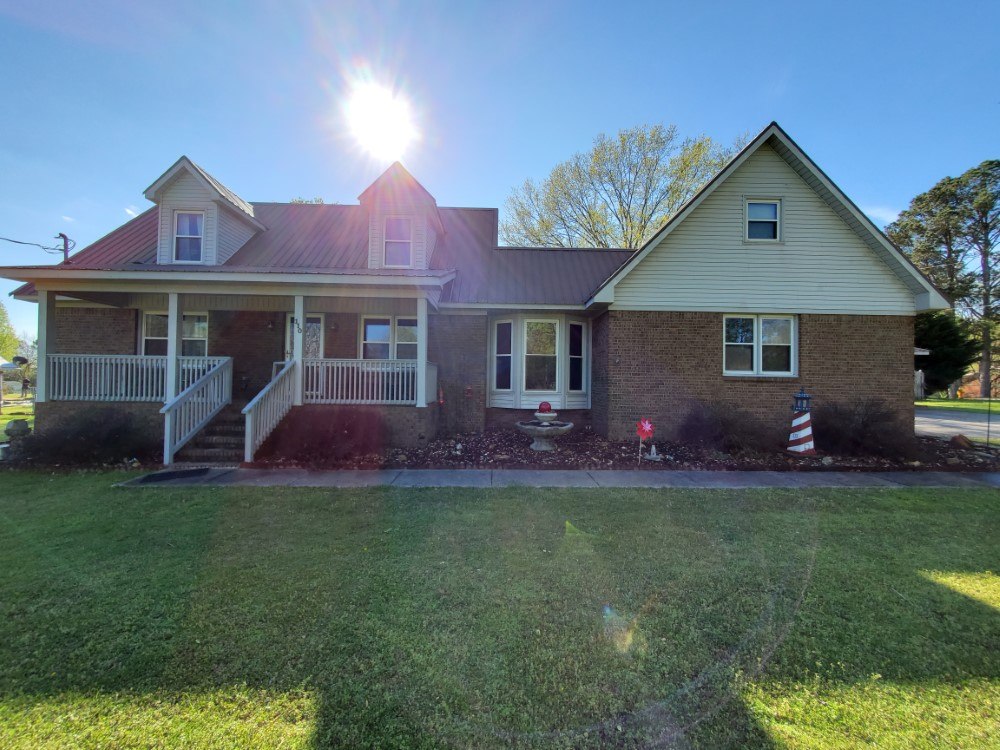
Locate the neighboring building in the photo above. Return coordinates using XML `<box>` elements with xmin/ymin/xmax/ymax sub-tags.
<box><xmin>0</xmin><ymin>122</ymin><xmax>948</xmax><ymax>463</ymax></box>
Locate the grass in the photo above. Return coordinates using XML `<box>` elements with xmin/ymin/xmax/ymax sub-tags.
<box><xmin>916</xmin><ymin>398</ymin><xmax>1000</xmax><ymax>414</ymax></box>
<box><xmin>0</xmin><ymin>402</ymin><xmax>34</xmax><ymax>438</ymax></box>
<box><xmin>0</xmin><ymin>473</ymin><xmax>997</xmax><ymax>749</ymax></box>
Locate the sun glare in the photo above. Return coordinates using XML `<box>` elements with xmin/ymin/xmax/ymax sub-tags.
<box><xmin>344</xmin><ymin>81</ymin><xmax>419</xmax><ymax>163</ymax></box>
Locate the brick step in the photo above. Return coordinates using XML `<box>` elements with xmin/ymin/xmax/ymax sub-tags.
<box><xmin>191</xmin><ymin>434</ymin><xmax>243</xmax><ymax>447</ymax></box>
<box><xmin>174</xmin><ymin>446</ymin><xmax>243</xmax><ymax>463</ymax></box>
<box><xmin>203</xmin><ymin>422</ymin><xmax>244</xmax><ymax>436</ymax></box>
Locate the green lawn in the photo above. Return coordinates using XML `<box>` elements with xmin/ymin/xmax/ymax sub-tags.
<box><xmin>0</xmin><ymin>402</ymin><xmax>34</xmax><ymax>438</ymax></box>
<box><xmin>916</xmin><ymin>398</ymin><xmax>1000</xmax><ymax>414</ymax></box>
<box><xmin>0</xmin><ymin>473</ymin><xmax>997</xmax><ymax>749</ymax></box>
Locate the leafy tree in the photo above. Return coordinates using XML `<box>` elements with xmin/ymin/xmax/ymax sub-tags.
<box><xmin>888</xmin><ymin>159</ymin><xmax>999</xmax><ymax>397</ymax></box>
<box><xmin>290</xmin><ymin>197</ymin><xmax>325</xmax><ymax>204</ymax></box>
<box><xmin>886</xmin><ymin>178</ymin><xmax>975</xmax><ymax>302</ymax></box>
<box><xmin>501</xmin><ymin>124</ymin><xmax>743</xmax><ymax>249</ymax></box>
<box><xmin>0</xmin><ymin>302</ymin><xmax>18</xmax><ymax>361</ymax></box>
<box><xmin>16</xmin><ymin>334</ymin><xmax>37</xmax><ymax>382</ymax></box>
<box><xmin>958</xmin><ymin>160</ymin><xmax>999</xmax><ymax>396</ymax></box>
<box><xmin>914</xmin><ymin>312</ymin><xmax>980</xmax><ymax>394</ymax></box>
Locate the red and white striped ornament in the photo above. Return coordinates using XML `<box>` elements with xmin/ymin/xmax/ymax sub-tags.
<box><xmin>787</xmin><ymin>411</ymin><xmax>816</xmax><ymax>455</ymax></box>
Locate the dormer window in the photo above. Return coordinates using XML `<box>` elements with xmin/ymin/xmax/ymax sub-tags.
<box><xmin>174</xmin><ymin>211</ymin><xmax>204</xmax><ymax>262</ymax></box>
<box><xmin>384</xmin><ymin>217</ymin><xmax>412</xmax><ymax>267</ymax></box>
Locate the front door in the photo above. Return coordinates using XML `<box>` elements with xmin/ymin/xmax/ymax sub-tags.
<box><xmin>284</xmin><ymin>314</ymin><xmax>325</xmax><ymax>360</ymax></box>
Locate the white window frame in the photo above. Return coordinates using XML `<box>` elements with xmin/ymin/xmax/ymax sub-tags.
<box><xmin>567</xmin><ymin>321</ymin><xmax>586</xmax><ymax>393</ymax></box>
<box><xmin>383</xmin><ymin>216</ymin><xmax>413</xmax><ymax>269</ymax></box>
<box><xmin>523</xmin><ymin>318</ymin><xmax>560</xmax><ymax>394</ymax></box>
<box><xmin>173</xmin><ymin>210</ymin><xmax>206</xmax><ymax>263</ymax></box>
<box><xmin>358</xmin><ymin>316</ymin><xmax>418</xmax><ymax>360</ymax></box>
<box><xmin>723</xmin><ymin>314</ymin><xmax>797</xmax><ymax>377</ymax></box>
<box><xmin>744</xmin><ymin>198</ymin><xmax>781</xmax><ymax>243</ymax></box>
<box><xmin>394</xmin><ymin>317</ymin><xmax>418</xmax><ymax>360</ymax></box>
<box><xmin>141</xmin><ymin>311</ymin><xmax>209</xmax><ymax>357</ymax></box>
<box><xmin>493</xmin><ymin>319</ymin><xmax>513</xmax><ymax>392</ymax></box>
<box><xmin>284</xmin><ymin>313</ymin><xmax>326</xmax><ymax>360</ymax></box>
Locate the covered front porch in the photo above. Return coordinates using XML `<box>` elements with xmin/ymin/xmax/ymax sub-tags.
<box><xmin>34</xmin><ymin>287</ymin><xmax>440</xmax><ymax>464</ymax></box>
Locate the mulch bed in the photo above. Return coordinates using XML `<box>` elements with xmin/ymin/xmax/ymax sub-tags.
<box><xmin>253</xmin><ymin>424</ymin><xmax>1000</xmax><ymax>472</ymax></box>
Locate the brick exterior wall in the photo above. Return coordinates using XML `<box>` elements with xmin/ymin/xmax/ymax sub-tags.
<box><xmin>325</xmin><ymin>313</ymin><xmax>358</xmax><ymax>358</ymax></box>
<box><xmin>207</xmin><ymin>311</ymin><xmax>285</xmax><ymax>397</ymax></box>
<box><xmin>267</xmin><ymin>404</ymin><xmax>439</xmax><ymax>451</ymax></box>
<box><xmin>593</xmin><ymin>310</ymin><xmax>914</xmax><ymax>441</ymax></box>
<box><xmin>34</xmin><ymin>401</ymin><xmax>163</xmax><ymax>444</ymax></box>
<box><xmin>54</xmin><ymin>307</ymin><xmax>138</xmax><ymax>354</ymax></box>
<box><xmin>428</xmin><ymin>314</ymin><xmax>487</xmax><ymax>435</ymax></box>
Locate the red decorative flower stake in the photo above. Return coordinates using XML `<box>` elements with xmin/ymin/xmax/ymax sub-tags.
<box><xmin>636</xmin><ymin>418</ymin><xmax>654</xmax><ymax>464</ymax></box>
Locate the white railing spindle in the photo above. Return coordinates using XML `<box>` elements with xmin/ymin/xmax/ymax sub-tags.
<box><xmin>160</xmin><ymin>358</ymin><xmax>233</xmax><ymax>465</ymax></box>
<box><xmin>300</xmin><ymin>359</ymin><xmax>430</xmax><ymax>405</ymax></box>
<box><xmin>242</xmin><ymin>360</ymin><xmax>297</xmax><ymax>462</ymax></box>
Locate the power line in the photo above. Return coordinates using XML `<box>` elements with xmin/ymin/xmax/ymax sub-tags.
<box><xmin>0</xmin><ymin>234</ymin><xmax>76</xmax><ymax>257</ymax></box>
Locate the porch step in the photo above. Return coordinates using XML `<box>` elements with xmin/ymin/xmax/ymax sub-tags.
<box><xmin>174</xmin><ymin>402</ymin><xmax>247</xmax><ymax>465</ymax></box>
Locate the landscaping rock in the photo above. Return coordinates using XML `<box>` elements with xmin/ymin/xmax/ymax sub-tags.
<box><xmin>4</xmin><ymin>419</ymin><xmax>30</xmax><ymax>439</ymax></box>
<box><xmin>949</xmin><ymin>434</ymin><xmax>975</xmax><ymax>449</ymax></box>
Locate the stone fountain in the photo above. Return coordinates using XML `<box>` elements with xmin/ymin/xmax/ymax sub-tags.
<box><xmin>516</xmin><ymin>402</ymin><xmax>574</xmax><ymax>451</ymax></box>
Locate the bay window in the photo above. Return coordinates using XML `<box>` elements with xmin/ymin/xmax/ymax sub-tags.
<box><xmin>489</xmin><ymin>315</ymin><xmax>589</xmax><ymax>407</ymax></box>
<box><xmin>723</xmin><ymin>314</ymin><xmax>796</xmax><ymax>376</ymax></box>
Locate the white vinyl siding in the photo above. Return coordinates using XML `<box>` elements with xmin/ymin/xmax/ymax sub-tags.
<box><xmin>613</xmin><ymin>145</ymin><xmax>915</xmax><ymax>315</ymax></box>
<box><xmin>217</xmin><ymin>207</ymin><xmax>257</xmax><ymax>264</ymax></box>
<box><xmin>156</xmin><ymin>172</ymin><xmax>218</xmax><ymax>265</ymax></box>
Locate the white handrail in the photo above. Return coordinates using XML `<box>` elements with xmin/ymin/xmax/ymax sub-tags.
<box><xmin>160</xmin><ymin>357</ymin><xmax>233</xmax><ymax>465</ymax></box>
<box><xmin>47</xmin><ymin>355</ymin><xmax>228</xmax><ymax>402</ymax></box>
<box><xmin>242</xmin><ymin>360</ymin><xmax>297</xmax><ymax>463</ymax></box>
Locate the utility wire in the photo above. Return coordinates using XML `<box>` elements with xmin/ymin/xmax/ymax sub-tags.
<box><xmin>0</xmin><ymin>235</ymin><xmax>75</xmax><ymax>256</ymax></box>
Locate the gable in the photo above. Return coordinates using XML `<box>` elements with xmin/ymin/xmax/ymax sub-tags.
<box><xmin>612</xmin><ymin>144</ymin><xmax>916</xmax><ymax>315</ymax></box>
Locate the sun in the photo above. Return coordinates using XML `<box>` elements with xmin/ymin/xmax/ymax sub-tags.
<box><xmin>344</xmin><ymin>81</ymin><xmax>419</xmax><ymax>163</ymax></box>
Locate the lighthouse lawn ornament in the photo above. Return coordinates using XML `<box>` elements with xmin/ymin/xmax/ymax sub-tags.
<box><xmin>787</xmin><ymin>389</ymin><xmax>816</xmax><ymax>455</ymax></box>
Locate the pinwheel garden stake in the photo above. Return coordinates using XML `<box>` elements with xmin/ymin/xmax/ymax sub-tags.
<box><xmin>636</xmin><ymin>418</ymin><xmax>654</xmax><ymax>465</ymax></box>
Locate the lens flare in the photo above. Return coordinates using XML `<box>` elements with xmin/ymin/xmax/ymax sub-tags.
<box><xmin>343</xmin><ymin>80</ymin><xmax>419</xmax><ymax>163</ymax></box>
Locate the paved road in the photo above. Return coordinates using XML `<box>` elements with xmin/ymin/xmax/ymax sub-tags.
<box><xmin>915</xmin><ymin>407</ymin><xmax>996</xmax><ymax>441</ymax></box>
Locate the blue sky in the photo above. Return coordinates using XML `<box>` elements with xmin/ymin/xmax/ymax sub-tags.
<box><xmin>1</xmin><ymin>0</ymin><xmax>997</xmax><ymax>337</ymax></box>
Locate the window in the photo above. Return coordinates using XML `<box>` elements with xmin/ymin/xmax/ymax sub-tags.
<box><xmin>174</xmin><ymin>211</ymin><xmax>204</xmax><ymax>262</ymax></box>
<box><xmin>384</xmin><ymin>217</ymin><xmax>412</xmax><ymax>267</ymax></box>
<box><xmin>395</xmin><ymin>318</ymin><xmax>418</xmax><ymax>360</ymax></box>
<box><xmin>524</xmin><ymin>320</ymin><xmax>557</xmax><ymax>391</ymax></box>
<box><xmin>362</xmin><ymin>317</ymin><xmax>392</xmax><ymax>359</ymax></box>
<box><xmin>143</xmin><ymin>313</ymin><xmax>208</xmax><ymax>356</ymax></box>
<box><xmin>723</xmin><ymin>315</ymin><xmax>795</xmax><ymax>376</ymax></box>
<box><xmin>568</xmin><ymin>322</ymin><xmax>584</xmax><ymax>391</ymax></box>
<box><xmin>746</xmin><ymin>200</ymin><xmax>780</xmax><ymax>241</ymax></box>
<box><xmin>494</xmin><ymin>321</ymin><xmax>512</xmax><ymax>390</ymax></box>
<box><xmin>360</xmin><ymin>316</ymin><xmax>418</xmax><ymax>360</ymax></box>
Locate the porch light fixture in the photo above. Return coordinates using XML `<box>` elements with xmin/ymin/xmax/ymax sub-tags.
<box><xmin>266</xmin><ymin>320</ymin><xmax>275</xmax><ymax>332</ymax></box>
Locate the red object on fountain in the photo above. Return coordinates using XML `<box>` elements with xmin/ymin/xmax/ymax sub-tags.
<box><xmin>539</xmin><ymin>401</ymin><xmax>552</xmax><ymax>412</ymax></box>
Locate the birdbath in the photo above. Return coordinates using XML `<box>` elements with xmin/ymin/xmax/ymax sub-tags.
<box><xmin>516</xmin><ymin>401</ymin><xmax>574</xmax><ymax>451</ymax></box>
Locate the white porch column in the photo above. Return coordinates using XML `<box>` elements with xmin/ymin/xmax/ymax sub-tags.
<box><xmin>165</xmin><ymin>292</ymin><xmax>183</xmax><ymax>401</ymax></box>
<box><xmin>292</xmin><ymin>294</ymin><xmax>305</xmax><ymax>405</ymax></box>
<box><xmin>35</xmin><ymin>289</ymin><xmax>57</xmax><ymax>403</ymax></box>
<box><xmin>416</xmin><ymin>296</ymin><xmax>428</xmax><ymax>407</ymax></box>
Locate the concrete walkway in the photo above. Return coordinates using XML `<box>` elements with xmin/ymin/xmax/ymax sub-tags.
<box><xmin>124</xmin><ymin>467</ymin><xmax>1000</xmax><ymax>489</ymax></box>
<box><xmin>916</xmin><ymin>406</ymin><xmax>996</xmax><ymax>442</ymax></box>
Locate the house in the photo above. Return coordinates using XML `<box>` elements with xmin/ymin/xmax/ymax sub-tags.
<box><xmin>0</xmin><ymin>122</ymin><xmax>949</xmax><ymax>464</ymax></box>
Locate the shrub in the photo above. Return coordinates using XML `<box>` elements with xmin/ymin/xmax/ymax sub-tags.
<box><xmin>677</xmin><ymin>400</ymin><xmax>783</xmax><ymax>453</ymax></box>
<box><xmin>812</xmin><ymin>398</ymin><xmax>915</xmax><ymax>458</ymax></box>
<box><xmin>12</xmin><ymin>407</ymin><xmax>160</xmax><ymax>465</ymax></box>
<box><xmin>260</xmin><ymin>406</ymin><xmax>389</xmax><ymax>464</ymax></box>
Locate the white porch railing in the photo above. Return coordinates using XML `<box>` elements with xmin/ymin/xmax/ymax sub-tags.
<box><xmin>242</xmin><ymin>360</ymin><xmax>297</xmax><ymax>462</ymax></box>
<box><xmin>160</xmin><ymin>357</ymin><xmax>233</xmax><ymax>465</ymax></box>
<box><xmin>47</xmin><ymin>354</ymin><xmax>228</xmax><ymax>402</ymax></box>
<box><xmin>302</xmin><ymin>359</ymin><xmax>427</xmax><ymax>405</ymax></box>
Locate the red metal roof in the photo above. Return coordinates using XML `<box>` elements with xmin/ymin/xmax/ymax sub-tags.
<box><xmin>11</xmin><ymin>202</ymin><xmax>634</xmax><ymax>305</ymax></box>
